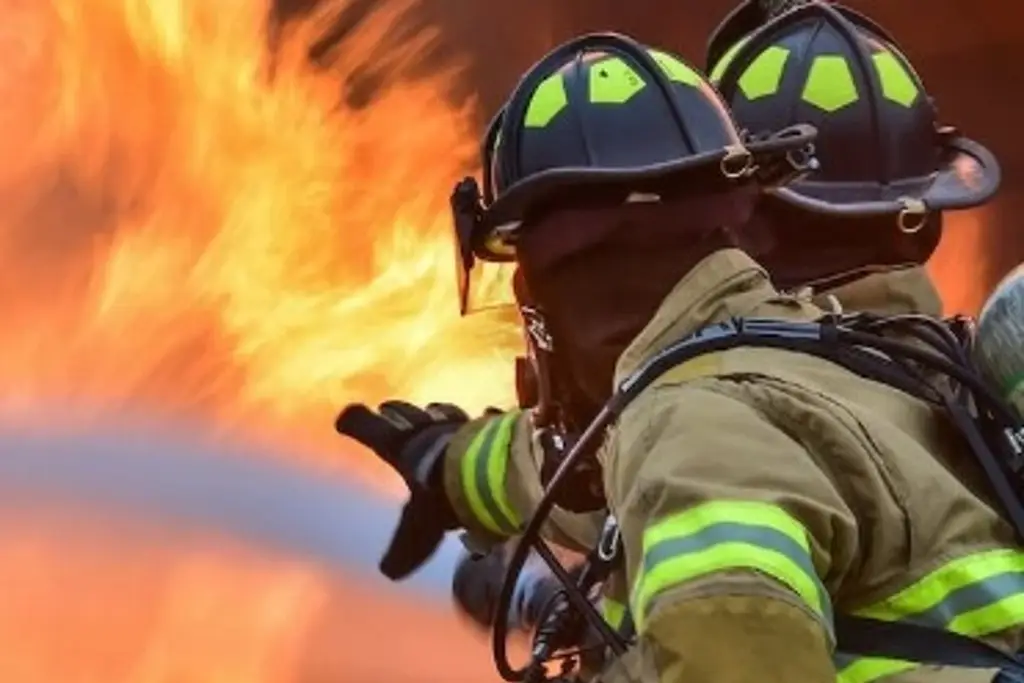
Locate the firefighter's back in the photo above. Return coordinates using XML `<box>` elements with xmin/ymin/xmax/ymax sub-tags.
<box><xmin>710</xmin><ymin>344</ymin><xmax>1024</xmax><ymax>682</ymax></box>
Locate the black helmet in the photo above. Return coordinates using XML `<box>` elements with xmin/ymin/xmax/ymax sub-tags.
<box><xmin>706</xmin><ymin>2</ymin><xmax>1000</xmax><ymax>230</ymax></box>
<box><xmin>706</xmin><ymin>0</ymin><xmax>819</xmax><ymax>75</ymax></box>
<box><xmin>450</xmin><ymin>32</ymin><xmax>817</xmax><ymax>313</ymax></box>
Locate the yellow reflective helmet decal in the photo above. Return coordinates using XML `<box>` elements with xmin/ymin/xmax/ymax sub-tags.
<box><xmin>801</xmin><ymin>55</ymin><xmax>858</xmax><ymax>112</ymax></box>
<box><xmin>649</xmin><ymin>49</ymin><xmax>701</xmax><ymax>86</ymax></box>
<box><xmin>737</xmin><ymin>45</ymin><xmax>791</xmax><ymax>100</ymax></box>
<box><xmin>718</xmin><ymin>29</ymin><xmax>922</xmax><ymax>115</ymax></box>
<box><xmin>588</xmin><ymin>56</ymin><xmax>646</xmax><ymax>104</ymax></box>
<box><xmin>587</xmin><ymin>49</ymin><xmax>701</xmax><ymax>105</ymax></box>
<box><xmin>709</xmin><ymin>36</ymin><xmax>752</xmax><ymax>83</ymax></box>
<box><xmin>524</xmin><ymin>49</ymin><xmax>704</xmax><ymax>129</ymax></box>
<box><xmin>524</xmin><ymin>73</ymin><xmax>568</xmax><ymax>128</ymax></box>
<box><xmin>871</xmin><ymin>49</ymin><xmax>919</xmax><ymax>107</ymax></box>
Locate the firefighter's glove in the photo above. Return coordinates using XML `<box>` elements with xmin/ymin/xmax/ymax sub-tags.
<box><xmin>335</xmin><ymin>400</ymin><xmax>468</xmax><ymax>580</ymax></box>
<box><xmin>452</xmin><ymin>548</ymin><xmax>506</xmax><ymax>629</ymax></box>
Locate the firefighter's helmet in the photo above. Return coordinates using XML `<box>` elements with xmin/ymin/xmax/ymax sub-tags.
<box><xmin>450</xmin><ymin>31</ymin><xmax>818</xmax><ymax>313</ymax></box>
<box><xmin>707</xmin><ymin>2</ymin><xmax>999</xmax><ymax>229</ymax></box>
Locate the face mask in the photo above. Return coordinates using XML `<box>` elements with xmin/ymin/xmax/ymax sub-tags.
<box><xmin>515</xmin><ymin>190</ymin><xmax>758</xmax><ymax>412</ymax></box>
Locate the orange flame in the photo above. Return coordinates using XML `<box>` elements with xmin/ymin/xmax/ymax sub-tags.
<box><xmin>0</xmin><ymin>0</ymin><xmax>997</xmax><ymax>677</ymax></box>
<box><xmin>0</xmin><ymin>0</ymin><xmax>521</xmax><ymax>468</ymax></box>
<box><xmin>0</xmin><ymin>0</ymin><xmax>518</xmax><ymax>680</ymax></box>
<box><xmin>929</xmin><ymin>210</ymin><xmax>992</xmax><ymax>316</ymax></box>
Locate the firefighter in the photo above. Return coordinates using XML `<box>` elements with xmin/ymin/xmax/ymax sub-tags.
<box><xmin>706</xmin><ymin>1</ymin><xmax>1000</xmax><ymax>320</ymax></box>
<box><xmin>338</xmin><ymin>31</ymin><xmax>800</xmax><ymax>642</ymax></box>
<box><xmin>335</xmin><ymin>31</ymin><xmax>1024</xmax><ymax>683</ymax></box>
<box><xmin>454</xmin><ymin>0</ymin><xmax>1007</xmax><ymax>650</ymax></box>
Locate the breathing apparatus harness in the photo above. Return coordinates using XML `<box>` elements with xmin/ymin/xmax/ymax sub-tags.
<box><xmin>492</xmin><ymin>312</ymin><xmax>1024</xmax><ymax>682</ymax></box>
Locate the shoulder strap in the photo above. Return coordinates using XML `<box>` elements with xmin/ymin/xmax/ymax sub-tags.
<box><xmin>836</xmin><ymin>615</ymin><xmax>1024</xmax><ymax>672</ymax></box>
<box><xmin>613</xmin><ymin>321</ymin><xmax>1024</xmax><ymax>673</ymax></box>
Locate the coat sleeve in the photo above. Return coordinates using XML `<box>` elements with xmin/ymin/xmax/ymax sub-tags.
<box><xmin>441</xmin><ymin>410</ymin><xmax>601</xmax><ymax>552</ymax></box>
<box><xmin>604</xmin><ymin>380</ymin><xmax>859</xmax><ymax>683</ymax></box>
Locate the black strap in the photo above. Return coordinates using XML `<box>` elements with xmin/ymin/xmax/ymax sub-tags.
<box><xmin>836</xmin><ymin>615</ymin><xmax>1024</xmax><ymax>672</ymax></box>
<box><xmin>600</xmin><ymin>319</ymin><xmax>1024</xmax><ymax>675</ymax></box>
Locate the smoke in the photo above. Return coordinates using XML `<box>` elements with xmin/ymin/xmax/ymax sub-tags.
<box><xmin>0</xmin><ymin>421</ymin><xmax>464</xmax><ymax>597</ymax></box>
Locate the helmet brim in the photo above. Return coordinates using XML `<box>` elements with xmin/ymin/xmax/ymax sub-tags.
<box><xmin>476</xmin><ymin>124</ymin><xmax>819</xmax><ymax>261</ymax></box>
<box><xmin>768</xmin><ymin>134</ymin><xmax>1000</xmax><ymax>220</ymax></box>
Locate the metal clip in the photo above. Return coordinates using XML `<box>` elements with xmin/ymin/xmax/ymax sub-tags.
<box><xmin>598</xmin><ymin>516</ymin><xmax>621</xmax><ymax>563</ymax></box>
<box><xmin>720</xmin><ymin>145</ymin><xmax>754</xmax><ymax>179</ymax></box>
<box><xmin>786</xmin><ymin>142</ymin><xmax>817</xmax><ymax>174</ymax></box>
<box><xmin>520</xmin><ymin>305</ymin><xmax>554</xmax><ymax>351</ymax></box>
<box><xmin>1005</xmin><ymin>426</ymin><xmax>1024</xmax><ymax>457</ymax></box>
<box><xmin>897</xmin><ymin>197</ymin><xmax>927</xmax><ymax>234</ymax></box>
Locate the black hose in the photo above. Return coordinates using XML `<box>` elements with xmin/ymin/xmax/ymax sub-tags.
<box><xmin>492</xmin><ymin>404</ymin><xmax>627</xmax><ymax>681</ymax></box>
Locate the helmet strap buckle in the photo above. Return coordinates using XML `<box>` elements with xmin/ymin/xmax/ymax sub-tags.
<box><xmin>721</xmin><ymin>145</ymin><xmax>755</xmax><ymax>179</ymax></box>
<box><xmin>897</xmin><ymin>198</ymin><xmax>927</xmax><ymax>234</ymax></box>
<box><xmin>450</xmin><ymin>177</ymin><xmax>484</xmax><ymax>314</ymax></box>
<box><xmin>786</xmin><ymin>142</ymin><xmax>819</xmax><ymax>175</ymax></box>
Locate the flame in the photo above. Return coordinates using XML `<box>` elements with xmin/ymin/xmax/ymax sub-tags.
<box><xmin>0</xmin><ymin>0</ymin><xmax>521</xmax><ymax>470</ymax></box>
<box><xmin>0</xmin><ymin>0</ymin><xmax>1000</xmax><ymax>677</ymax></box>
<box><xmin>0</xmin><ymin>0</ymin><xmax>519</xmax><ymax>680</ymax></box>
<box><xmin>929</xmin><ymin>209</ymin><xmax>992</xmax><ymax>315</ymax></box>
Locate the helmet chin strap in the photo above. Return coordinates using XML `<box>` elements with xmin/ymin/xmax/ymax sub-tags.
<box><xmin>516</xmin><ymin>304</ymin><xmax>559</xmax><ymax>424</ymax></box>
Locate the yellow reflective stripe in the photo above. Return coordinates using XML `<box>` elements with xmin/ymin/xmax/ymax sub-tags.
<box><xmin>459</xmin><ymin>414</ymin><xmax>521</xmax><ymax>535</ymax></box>
<box><xmin>838</xmin><ymin>549</ymin><xmax>1024</xmax><ymax>683</ymax></box>
<box><xmin>836</xmin><ymin>656</ymin><xmax>916</xmax><ymax>683</ymax></box>
<box><xmin>631</xmin><ymin>501</ymin><xmax>831</xmax><ymax>632</ymax></box>
<box><xmin>642</xmin><ymin>501</ymin><xmax>809</xmax><ymax>549</ymax></box>
<box><xmin>709</xmin><ymin>36</ymin><xmax>752</xmax><ymax>83</ymax></box>
<box><xmin>953</xmin><ymin>592</ymin><xmax>1024</xmax><ymax>635</ymax></box>
<box><xmin>857</xmin><ymin>549</ymin><xmax>1024</xmax><ymax>622</ymax></box>
<box><xmin>601</xmin><ymin>597</ymin><xmax>626</xmax><ymax>630</ymax></box>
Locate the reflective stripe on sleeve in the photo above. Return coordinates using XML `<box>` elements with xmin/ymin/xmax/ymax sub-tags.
<box><xmin>459</xmin><ymin>413</ymin><xmax>521</xmax><ymax>535</ymax></box>
<box><xmin>601</xmin><ymin>597</ymin><xmax>627</xmax><ymax>631</ymax></box>
<box><xmin>630</xmin><ymin>500</ymin><xmax>832</xmax><ymax>633</ymax></box>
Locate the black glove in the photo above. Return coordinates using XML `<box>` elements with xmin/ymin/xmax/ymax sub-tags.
<box><xmin>335</xmin><ymin>400</ymin><xmax>469</xmax><ymax>580</ymax></box>
<box><xmin>452</xmin><ymin>548</ymin><xmax>507</xmax><ymax>628</ymax></box>
<box><xmin>453</xmin><ymin>544</ymin><xmax>585</xmax><ymax>633</ymax></box>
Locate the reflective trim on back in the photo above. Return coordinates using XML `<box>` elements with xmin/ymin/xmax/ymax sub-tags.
<box><xmin>837</xmin><ymin>548</ymin><xmax>1024</xmax><ymax>683</ymax></box>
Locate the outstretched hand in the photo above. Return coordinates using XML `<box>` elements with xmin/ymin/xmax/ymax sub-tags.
<box><xmin>335</xmin><ymin>400</ymin><xmax>469</xmax><ymax>579</ymax></box>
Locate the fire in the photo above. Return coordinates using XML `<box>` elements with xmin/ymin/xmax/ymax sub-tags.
<box><xmin>0</xmin><ymin>0</ymin><xmax>521</xmax><ymax>469</ymax></box>
<box><xmin>0</xmin><ymin>0</ymin><xmax>518</xmax><ymax>680</ymax></box>
<box><xmin>929</xmin><ymin>210</ymin><xmax>993</xmax><ymax>316</ymax></box>
<box><xmin>0</xmin><ymin>0</ymin><xmax>997</xmax><ymax>678</ymax></box>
